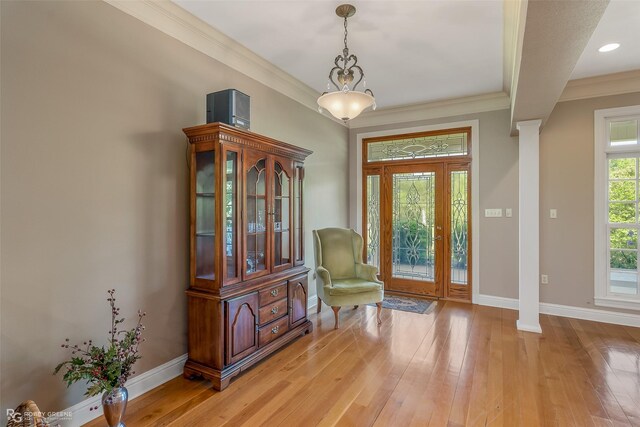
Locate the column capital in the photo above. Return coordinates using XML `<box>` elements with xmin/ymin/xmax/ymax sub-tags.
<box><xmin>516</xmin><ymin>119</ymin><xmax>542</xmax><ymax>131</ymax></box>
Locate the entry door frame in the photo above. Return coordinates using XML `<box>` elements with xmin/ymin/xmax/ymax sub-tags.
<box><xmin>352</xmin><ymin>120</ymin><xmax>480</xmax><ymax>304</ymax></box>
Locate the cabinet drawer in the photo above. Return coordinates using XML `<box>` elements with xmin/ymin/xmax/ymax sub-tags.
<box><xmin>259</xmin><ymin>298</ymin><xmax>288</xmax><ymax>325</ymax></box>
<box><xmin>258</xmin><ymin>316</ymin><xmax>289</xmax><ymax>347</ymax></box>
<box><xmin>259</xmin><ymin>282</ymin><xmax>287</xmax><ymax>307</ymax></box>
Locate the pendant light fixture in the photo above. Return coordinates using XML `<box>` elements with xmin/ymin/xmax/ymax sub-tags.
<box><xmin>317</xmin><ymin>4</ymin><xmax>376</xmax><ymax>122</ymax></box>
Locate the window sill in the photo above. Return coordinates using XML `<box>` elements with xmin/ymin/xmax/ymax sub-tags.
<box><xmin>594</xmin><ymin>296</ymin><xmax>640</xmax><ymax>311</ymax></box>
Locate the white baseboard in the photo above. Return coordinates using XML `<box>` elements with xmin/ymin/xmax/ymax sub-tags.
<box><xmin>540</xmin><ymin>301</ymin><xmax>640</xmax><ymax>328</ymax></box>
<box><xmin>475</xmin><ymin>294</ymin><xmax>519</xmax><ymax>310</ymax></box>
<box><xmin>476</xmin><ymin>293</ymin><xmax>640</xmax><ymax>328</ymax></box>
<box><xmin>308</xmin><ymin>294</ymin><xmax>318</xmax><ymax>311</ymax></box>
<box><xmin>50</xmin><ymin>353</ymin><xmax>188</xmax><ymax>427</ymax></box>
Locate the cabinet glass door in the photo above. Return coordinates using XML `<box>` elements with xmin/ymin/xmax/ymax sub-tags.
<box><xmin>293</xmin><ymin>165</ymin><xmax>304</xmax><ymax>266</ymax></box>
<box><xmin>224</xmin><ymin>149</ymin><xmax>240</xmax><ymax>284</ymax></box>
<box><xmin>245</xmin><ymin>156</ymin><xmax>268</xmax><ymax>277</ymax></box>
<box><xmin>273</xmin><ymin>161</ymin><xmax>292</xmax><ymax>270</ymax></box>
<box><xmin>195</xmin><ymin>150</ymin><xmax>215</xmax><ymax>281</ymax></box>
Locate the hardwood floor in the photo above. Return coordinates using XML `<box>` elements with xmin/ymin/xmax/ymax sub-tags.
<box><xmin>85</xmin><ymin>301</ymin><xmax>640</xmax><ymax>426</ymax></box>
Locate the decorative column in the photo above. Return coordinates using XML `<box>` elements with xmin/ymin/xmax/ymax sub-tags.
<box><xmin>517</xmin><ymin>119</ymin><xmax>542</xmax><ymax>333</ymax></box>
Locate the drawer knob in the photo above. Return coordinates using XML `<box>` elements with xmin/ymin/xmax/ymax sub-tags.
<box><xmin>271</xmin><ymin>306</ymin><xmax>279</xmax><ymax>314</ymax></box>
<box><xmin>270</xmin><ymin>289</ymin><xmax>279</xmax><ymax>297</ymax></box>
<box><xmin>271</xmin><ymin>325</ymin><xmax>280</xmax><ymax>334</ymax></box>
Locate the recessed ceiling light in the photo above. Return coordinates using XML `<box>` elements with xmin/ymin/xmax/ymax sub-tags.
<box><xmin>599</xmin><ymin>43</ymin><xmax>620</xmax><ymax>53</ymax></box>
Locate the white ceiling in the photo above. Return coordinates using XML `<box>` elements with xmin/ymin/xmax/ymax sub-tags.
<box><xmin>572</xmin><ymin>0</ymin><xmax>640</xmax><ymax>80</ymax></box>
<box><xmin>173</xmin><ymin>0</ymin><xmax>504</xmax><ymax>109</ymax></box>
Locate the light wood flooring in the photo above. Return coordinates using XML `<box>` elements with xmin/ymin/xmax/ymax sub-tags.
<box><xmin>85</xmin><ymin>301</ymin><xmax>640</xmax><ymax>426</ymax></box>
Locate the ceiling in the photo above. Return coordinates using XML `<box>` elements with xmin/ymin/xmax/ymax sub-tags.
<box><xmin>173</xmin><ymin>0</ymin><xmax>504</xmax><ymax>110</ymax></box>
<box><xmin>571</xmin><ymin>0</ymin><xmax>640</xmax><ymax>80</ymax></box>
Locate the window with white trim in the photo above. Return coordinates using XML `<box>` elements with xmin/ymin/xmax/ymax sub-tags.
<box><xmin>595</xmin><ymin>106</ymin><xmax>640</xmax><ymax>310</ymax></box>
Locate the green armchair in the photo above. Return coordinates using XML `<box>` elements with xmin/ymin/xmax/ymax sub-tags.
<box><xmin>313</xmin><ymin>227</ymin><xmax>384</xmax><ymax>329</ymax></box>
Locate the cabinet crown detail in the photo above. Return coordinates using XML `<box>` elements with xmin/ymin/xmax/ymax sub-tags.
<box><xmin>183</xmin><ymin>122</ymin><xmax>313</xmax><ymax>391</ymax></box>
<box><xmin>184</xmin><ymin>123</ymin><xmax>313</xmax><ymax>161</ymax></box>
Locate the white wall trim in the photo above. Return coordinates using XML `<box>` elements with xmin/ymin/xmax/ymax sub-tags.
<box><xmin>351</xmin><ymin>120</ymin><xmax>480</xmax><ymax>304</ymax></box>
<box><xmin>349</xmin><ymin>92</ymin><xmax>509</xmax><ymax>129</ymax></box>
<box><xmin>50</xmin><ymin>353</ymin><xmax>188</xmax><ymax>427</ymax></box>
<box><xmin>103</xmin><ymin>0</ymin><xmax>346</xmax><ymax>125</ymax></box>
<box><xmin>561</xmin><ymin>70</ymin><xmax>640</xmax><ymax>103</ymax></box>
<box><xmin>476</xmin><ymin>294</ymin><xmax>640</xmax><ymax>328</ymax></box>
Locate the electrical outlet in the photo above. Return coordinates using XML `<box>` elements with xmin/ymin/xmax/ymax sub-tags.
<box><xmin>506</xmin><ymin>208</ymin><xmax>512</xmax><ymax>218</ymax></box>
<box><xmin>541</xmin><ymin>274</ymin><xmax>549</xmax><ymax>284</ymax></box>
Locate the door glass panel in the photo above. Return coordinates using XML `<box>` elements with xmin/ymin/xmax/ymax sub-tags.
<box><xmin>274</xmin><ymin>162</ymin><xmax>290</xmax><ymax>267</ymax></box>
<box><xmin>294</xmin><ymin>166</ymin><xmax>304</xmax><ymax>263</ymax></box>
<box><xmin>195</xmin><ymin>151</ymin><xmax>215</xmax><ymax>280</ymax></box>
<box><xmin>392</xmin><ymin>172</ymin><xmax>435</xmax><ymax>281</ymax></box>
<box><xmin>225</xmin><ymin>151</ymin><xmax>237</xmax><ymax>279</ymax></box>
<box><xmin>450</xmin><ymin>171</ymin><xmax>468</xmax><ymax>285</ymax></box>
<box><xmin>366</xmin><ymin>175</ymin><xmax>381</xmax><ymax>269</ymax></box>
<box><xmin>247</xmin><ymin>159</ymin><xmax>267</xmax><ymax>274</ymax></box>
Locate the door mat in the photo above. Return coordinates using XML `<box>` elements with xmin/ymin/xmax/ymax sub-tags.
<box><xmin>370</xmin><ymin>296</ymin><xmax>437</xmax><ymax>314</ymax></box>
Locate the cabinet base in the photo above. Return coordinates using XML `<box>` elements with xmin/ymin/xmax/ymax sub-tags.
<box><xmin>184</xmin><ymin>319</ymin><xmax>313</xmax><ymax>391</ymax></box>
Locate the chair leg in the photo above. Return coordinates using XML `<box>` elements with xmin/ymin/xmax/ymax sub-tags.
<box><xmin>353</xmin><ymin>305</ymin><xmax>359</xmax><ymax>309</ymax></box>
<box><xmin>332</xmin><ymin>306</ymin><xmax>341</xmax><ymax>329</ymax></box>
<box><xmin>376</xmin><ymin>302</ymin><xmax>382</xmax><ymax>325</ymax></box>
<box><xmin>317</xmin><ymin>297</ymin><xmax>322</xmax><ymax>314</ymax></box>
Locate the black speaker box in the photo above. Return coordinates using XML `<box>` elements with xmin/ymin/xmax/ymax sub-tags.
<box><xmin>206</xmin><ymin>89</ymin><xmax>250</xmax><ymax>130</ymax></box>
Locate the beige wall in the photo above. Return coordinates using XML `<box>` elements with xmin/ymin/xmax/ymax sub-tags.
<box><xmin>0</xmin><ymin>1</ymin><xmax>348</xmax><ymax>412</ymax></box>
<box><xmin>349</xmin><ymin>109</ymin><xmax>521</xmax><ymax>300</ymax></box>
<box><xmin>540</xmin><ymin>92</ymin><xmax>640</xmax><ymax>311</ymax></box>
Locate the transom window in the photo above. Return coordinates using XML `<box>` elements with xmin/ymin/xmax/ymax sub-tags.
<box><xmin>366</xmin><ymin>131</ymin><xmax>468</xmax><ymax>162</ymax></box>
<box><xmin>595</xmin><ymin>106</ymin><xmax>640</xmax><ymax>310</ymax></box>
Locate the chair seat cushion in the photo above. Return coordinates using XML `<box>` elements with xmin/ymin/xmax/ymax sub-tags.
<box><xmin>328</xmin><ymin>279</ymin><xmax>383</xmax><ymax>296</ymax></box>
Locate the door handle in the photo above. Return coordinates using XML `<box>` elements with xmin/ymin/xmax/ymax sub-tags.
<box><xmin>435</xmin><ymin>235</ymin><xmax>442</xmax><ymax>240</ymax></box>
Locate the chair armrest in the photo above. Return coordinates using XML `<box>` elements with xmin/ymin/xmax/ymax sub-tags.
<box><xmin>356</xmin><ymin>263</ymin><xmax>382</xmax><ymax>283</ymax></box>
<box><xmin>316</xmin><ymin>266</ymin><xmax>332</xmax><ymax>287</ymax></box>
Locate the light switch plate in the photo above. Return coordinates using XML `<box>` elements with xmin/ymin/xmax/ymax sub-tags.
<box><xmin>506</xmin><ymin>208</ymin><xmax>512</xmax><ymax>218</ymax></box>
<box><xmin>550</xmin><ymin>209</ymin><xmax>557</xmax><ymax>219</ymax></box>
<box><xmin>485</xmin><ymin>208</ymin><xmax>503</xmax><ymax>218</ymax></box>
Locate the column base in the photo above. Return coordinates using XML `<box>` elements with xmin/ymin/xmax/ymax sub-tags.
<box><xmin>516</xmin><ymin>320</ymin><xmax>542</xmax><ymax>333</ymax></box>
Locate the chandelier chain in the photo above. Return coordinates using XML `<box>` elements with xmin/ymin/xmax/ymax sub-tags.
<box><xmin>343</xmin><ymin>16</ymin><xmax>349</xmax><ymax>52</ymax></box>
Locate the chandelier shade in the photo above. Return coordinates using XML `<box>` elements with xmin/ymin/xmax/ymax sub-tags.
<box><xmin>317</xmin><ymin>90</ymin><xmax>375</xmax><ymax>122</ymax></box>
<box><xmin>317</xmin><ymin>4</ymin><xmax>376</xmax><ymax>122</ymax></box>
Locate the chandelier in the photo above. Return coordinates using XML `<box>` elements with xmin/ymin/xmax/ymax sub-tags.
<box><xmin>317</xmin><ymin>4</ymin><xmax>376</xmax><ymax>122</ymax></box>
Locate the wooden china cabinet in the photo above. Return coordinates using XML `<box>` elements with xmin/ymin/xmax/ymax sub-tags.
<box><xmin>182</xmin><ymin>122</ymin><xmax>312</xmax><ymax>390</ymax></box>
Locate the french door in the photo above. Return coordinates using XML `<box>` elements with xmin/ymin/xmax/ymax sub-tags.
<box><xmin>363</xmin><ymin>128</ymin><xmax>471</xmax><ymax>301</ymax></box>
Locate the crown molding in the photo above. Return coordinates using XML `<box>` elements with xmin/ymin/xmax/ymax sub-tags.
<box><xmin>104</xmin><ymin>1</ymin><xmax>347</xmax><ymax>125</ymax></box>
<box><xmin>349</xmin><ymin>92</ymin><xmax>510</xmax><ymax>129</ymax></box>
<box><xmin>560</xmin><ymin>70</ymin><xmax>640</xmax><ymax>103</ymax></box>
